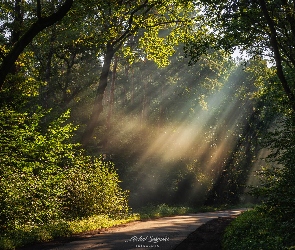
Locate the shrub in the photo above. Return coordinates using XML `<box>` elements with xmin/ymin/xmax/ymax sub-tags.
<box><xmin>223</xmin><ymin>209</ymin><xmax>286</xmax><ymax>250</ymax></box>
<box><xmin>63</xmin><ymin>158</ymin><xmax>129</xmax><ymax>219</ymax></box>
<box><xmin>0</xmin><ymin>107</ymin><xmax>129</xmax><ymax>233</ymax></box>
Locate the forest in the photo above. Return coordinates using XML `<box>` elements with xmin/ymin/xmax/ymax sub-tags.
<box><xmin>0</xmin><ymin>0</ymin><xmax>294</xmax><ymax>249</ymax></box>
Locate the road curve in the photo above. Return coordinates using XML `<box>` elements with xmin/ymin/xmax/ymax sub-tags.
<box><xmin>47</xmin><ymin>209</ymin><xmax>246</xmax><ymax>250</ymax></box>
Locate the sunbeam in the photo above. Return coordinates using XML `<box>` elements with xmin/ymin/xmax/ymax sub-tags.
<box><xmin>73</xmin><ymin>52</ymin><xmax>264</xmax><ymax>208</ymax></box>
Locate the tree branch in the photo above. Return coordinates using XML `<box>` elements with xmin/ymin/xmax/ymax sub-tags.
<box><xmin>0</xmin><ymin>0</ymin><xmax>73</xmax><ymax>90</ymax></box>
<box><xmin>37</xmin><ymin>0</ymin><xmax>42</xmax><ymax>19</ymax></box>
<box><xmin>113</xmin><ymin>0</ymin><xmax>151</xmax><ymax>48</ymax></box>
<box><xmin>259</xmin><ymin>0</ymin><xmax>295</xmax><ymax>112</ymax></box>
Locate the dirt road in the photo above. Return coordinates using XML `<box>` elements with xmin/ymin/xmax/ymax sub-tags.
<box><xmin>39</xmin><ymin>209</ymin><xmax>245</xmax><ymax>250</ymax></box>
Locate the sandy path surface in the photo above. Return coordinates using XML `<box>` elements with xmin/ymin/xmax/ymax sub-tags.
<box><xmin>47</xmin><ymin>209</ymin><xmax>245</xmax><ymax>250</ymax></box>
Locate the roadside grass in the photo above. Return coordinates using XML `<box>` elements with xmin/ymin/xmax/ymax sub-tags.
<box><xmin>134</xmin><ymin>202</ymin><xmax>255</xmax><ymax>220</ymax></box>
<box><xmin>0</xmin><ymin>203</ymin><xmax>254</xmax><ymax>250</ymax></box>
<box><xmin>134</xmin><ymin>203</ymin><xmax>194</xmax><ymax>219</ymax></box>
<box><xmin>0</xmin><ymin>214</ymin><xmax>140</xmax><ymax>250</ymax></box>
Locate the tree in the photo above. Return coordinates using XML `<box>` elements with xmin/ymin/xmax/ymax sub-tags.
<box><xmin>30</xmin><ymin>22</ymin><xmax>101</xmax><ymax>110</ymax></box>
<box><xmin>96</xmin><ymin>46</ymin><xmax>272</xmax><ymax>206</ymax></box>
<box><xmin>79</xmin><ymin>0</ymin><xmax>201</xmax><ymax>146</ymax></box>
<box><xmin>191</xmin><ymin>2</ymin><xmax>295</xmax><ymax>245</ymax></box>
<box><xmin>0</xmin><ymin>0</ymin><xmax>74</xmax><ymax>91</ymax></box>
<box><xmin>191</xmin><ymin>0</ymin><xmax>295</xmax><ymax>113</ymax></box>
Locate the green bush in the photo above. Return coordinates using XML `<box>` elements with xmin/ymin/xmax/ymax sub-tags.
<box><xmin>223</xmin><ymin>208</ymin><xmax>294</xmax><ymax>250</ymax></box>
<box><xmin>64</xmin><ymin>159</ymin><xmax>129</xmax><ymax>219</ymax></box>
<box><xmin>0</xmin><ymin>107</ymin><xmax>129</xmax><ymax>233</ymax></box>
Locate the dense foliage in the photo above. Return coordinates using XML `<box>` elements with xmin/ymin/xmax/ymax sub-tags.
<box><xmin>223</xmin><ymin>208</ymin><xmax>294</xmax><ymax>250</ymax></box>
<box><xmin>0</xmin><ymin>107</ymin><xmax>129</xmax><ymax>235</ymax></box>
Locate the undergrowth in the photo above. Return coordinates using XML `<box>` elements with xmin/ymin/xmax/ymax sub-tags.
<box><xmin>134</xmin><ymin>203</ymin><xmax>194</xmax><ymax>220</ymax></box>
<box><xmin>222</xmin><ymin>207</ymin><xmax>295</xmax><ymax>250</ymax></box>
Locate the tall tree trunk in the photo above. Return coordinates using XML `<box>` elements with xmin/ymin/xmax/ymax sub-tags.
<box><xmin>107</xmin><ymin>54</ymin><xmax>118</xmax><ymax>129</ymax></box>
<box><xmin>41</xmin><ymin>26</ymin><xmax>56</xmax><ymax>109</ymax></box>
<box><xmin>11</xmin><ymin>0</ymin><xmax>23</xmax><ymax>44</ymax></box>
<box><xmin>82</xmin><ymin>43</ymin><xmax>115</xmax><ymax>146</ymax></box>
<box><xmin>4</xmin><ymin>0</ymin><xmax>23</xmax><ymax>78</ymax></box>
<box><xmin>158</xmin><ymin>84</ymin><xmax>165</xmax><ymax>128</ymax></box>
<box><xmin>131</xmin><ymin>67</ymin><xmax>135</xmax><ymax>105</ymax></box>
<box><xmin>141</xmin><ymin>80</ymin><xmax>147</xmax><ymax>126</ymax></box>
